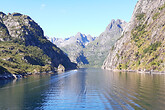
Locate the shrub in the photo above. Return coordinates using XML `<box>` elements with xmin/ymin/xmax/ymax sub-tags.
<box><xmin>135</xmin><ymin>52</ymin><xmax>139</xmax><ymax>57</ymax></box>
<box><xmin>131</xmin><ymin>24</ymin><xmax>146</xmax><ymax>43</ymax></box>
<box><xmin>0</xmin><ymin>66</ymin><xmax>9</xmax><ymax>74</ymax></box>
<box><xmin>143</xmin><ymin>41</ymin><xmax>161</xmax><ymax>54</ymax></box>
<box><xmin>159</xmin><ymin>4</ymin><xmax>165</xmax><ymax>10</ymax></box>
<box><xmin>152</xmin><ymin>13</ymin><xmax>160</xmax><ymax>20</ymax></box>
<box><xmin>116</xmin><ymin>53</ymin><xmax>120</xmax><ymax>59</ymax></box>
<box><xmin>136</xmin><ymin>13</ymin><xmax>145</xmax><ymax>20</ymax></box>
<box><xmin>111</xmin><ymin>45</ymin><xmax>115</xmax><ymax>51</ymax></box>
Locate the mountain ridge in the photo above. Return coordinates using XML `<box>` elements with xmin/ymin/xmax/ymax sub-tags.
<box><xmin>47</xmin><ymin>32</ymin><xmax>95</xmax><ymax>47</ymax></box>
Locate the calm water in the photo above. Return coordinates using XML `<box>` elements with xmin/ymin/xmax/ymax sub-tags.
<box><xmin>0</xmin><ymin>68</ymin><xmax>165</xmax><ymax>110</ymax></box>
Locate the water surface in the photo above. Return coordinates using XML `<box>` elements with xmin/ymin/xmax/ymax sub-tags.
<box><xmin>0</xmin><ymin>68</ymin><xmax>165</xmax><ymax>110</ymax></box>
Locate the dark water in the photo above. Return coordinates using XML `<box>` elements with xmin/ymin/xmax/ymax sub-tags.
<box><xmin>0</xmin><ymin>68</ymin><xmax>165</xmax><ymax>110</ymax></box>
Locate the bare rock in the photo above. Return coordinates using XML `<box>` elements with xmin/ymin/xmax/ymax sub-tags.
<box><xmin>58</xmin><ymin>64</ymin><xmax>65</xmax><ymax>72</ymax></box>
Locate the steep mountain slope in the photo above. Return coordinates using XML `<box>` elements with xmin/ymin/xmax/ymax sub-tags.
<box><xmin>102</xmin><ymin>0</ymin><xmax>165</xmax><ymax>72</ymax></box>
<box><xmin>0</xmin><ymin>12</ymin><xmax>77</xmax><ymax>75</ymax></box>
<box><xmin>48</xmin><ymin>32</ymin><xmax>96</xmax><ymax>65</ymax></box>
<box><xmin>84</xmin><ymin>19</ymin><xmax>126</xmax><ymax>67</ymax></box>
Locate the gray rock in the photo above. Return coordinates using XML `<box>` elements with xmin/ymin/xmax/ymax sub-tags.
<box><xmin>102</xmin><ymin>0</ymin><xmax>165</xmax><ymax>71</ymax></box>
<box><xmin>58</xmin><ymin>64</ymin><xmax>65</xmax><ymax>72</ymax></box>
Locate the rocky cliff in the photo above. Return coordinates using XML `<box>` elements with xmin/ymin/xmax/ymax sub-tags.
<box><xmin>84</xmin><ymin>19</ymin><xmax>126</xmax><ymax>67</ymax></box>
<box><xmin>0</xmin><ymin>12</ymin><xmax>77</xmax><ymax>75</ymax></box>
<box><xmin>102</xmin><ymin>0</ymin><xmax>165</xmax><ymax>72</ymax></box>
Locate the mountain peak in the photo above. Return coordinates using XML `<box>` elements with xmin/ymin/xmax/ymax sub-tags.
<box><xmin>0</xmin><ymin>12</ymin><xmax>6</xmax><ymax>18</ymax></box>
<box><xmin>111</xmin><ymin>19</ymin><xmax>116</xmax><ymax>23</ymax></box>
<box><xmin>76</xmin><ymin>32</ymin><xmax>82</xmax><ymax>36</ymax></box>
<box><xmin>105</xmin><ymin>19</ymin><xmax>126</xmax><ymax>32</ymax></box>
<box><xmin>11</xmin><ymin>12</ymin><xmax>22</xmax><ymax>17</ymax></box>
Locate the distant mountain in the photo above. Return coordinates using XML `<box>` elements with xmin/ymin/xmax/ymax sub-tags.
<box><xmin>47</xmin><ymin>33</ymin><xmax>96</xmax><ymax>65</ymax></box>
<box><xmin>48</xmin><ymin>19</ymin><xmax>126</xmax><ymax>67</ymax></box>
<box><xmin>47</xmin><ymin>32</ymin><xmax>95</xmax><ymax>47</ymax></box>
<box><xmin>102</xmin><ymin>0</ymin><xmax>165</xmax><ymax>73</ymax></box>
<box><xmin>0</xmin><ymin>12</ymin><xmax>77</xmax><ymax>77</ymax></box>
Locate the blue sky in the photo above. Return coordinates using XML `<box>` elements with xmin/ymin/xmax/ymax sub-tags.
<box><xmin>1</xmin><ymin>0</ymin><xmax>138</xmax><ymax>38</ymax></box>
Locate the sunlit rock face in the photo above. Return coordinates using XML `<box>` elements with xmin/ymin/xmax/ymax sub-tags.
<box><xmin>102</xmin><ymin>0</ymin><xmax>165</xmax><ymax>72</ymax></box>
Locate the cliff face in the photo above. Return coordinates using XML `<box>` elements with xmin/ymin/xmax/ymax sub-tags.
<box><xmin>0</xmin><ymin>12</ymin><xmax>77</xmax><ymax>74</ymax></box>
<box><xmin>102</xmin><ymin>0</ymin><xmax>165</xmax><ymax>72</ymax></box>
<box><xmin>84</xmin><ymin>19</ymin><xmax>126</xmax><ymax>67</ymax></box>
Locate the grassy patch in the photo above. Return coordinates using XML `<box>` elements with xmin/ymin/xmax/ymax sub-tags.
<box><xmin>0</xmin><ymin>41</ymin><xmax>53</xmax><ymax>74</ymax></box>
<box><xmin>131</xmin><ymin>24</ymin><xmax>146</xmax><ymax>43</ymax></box>
<box><xmin>136</xmin><ymin>13</ymin><xmax>145</xmax><ymax>21</ymax></box>
<box><xmin>143</xmin><ymin>41</ymin><xmax>161</xmax><ymax>54</ymax></box>
<box><xmin>159</xmin><ymin>4</ymin><xmax>165</xmax><ymax>10</ymax></box>
<box><xmin>152</xmin><ymin>12</ymin><xmax>160</xmax><ymax>20</ymax></box>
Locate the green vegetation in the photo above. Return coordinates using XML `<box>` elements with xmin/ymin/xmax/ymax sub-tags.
<box><xmin>152</xmin><ymin>12</ymin><xmax>160</xmax><ymax>20</ymax></box>
<box><xmin>111</xmin><ymin>45</ymin><xmax>115</xmax><ymax>51</ymax></box>
<box><xmin>0</xmin><ymin>66</ymin><xmax>9</xmax><ymax>74</ymax></box>
<box><xmin>143</xmin><ymin>42</ymin><xmax>161</xmax><ymax>54</ymax></box>
<box><xmin>117</xmin><ymin>35</ymin><xmax>124</xmax><ymax>41</ymax></box>
<box><xmin>53</xmin><ymin>46</ymin><xmax>61</xmax><ymax>54</ymax></box>
<box><xmin>0</xmin><ymin>22</ymin><xmax>10</xmax><ymax>39</ymax></box>
<box><xmin>131</xmin><ymin>24</ymin><xmax>146</xmax><ymax>43</ymax></box>
<box><xmin>135</xmin><ymin>52</ymin><xmax>139</xmax><ymax>57</ymax></box>
<box><xmin>0</xmin><ymin>12</ymin><xmax>77</xmax><ymax>76</ymax></box>
<box><xmin>116</xmin><ymin>53</ymin><xmax>120</xmax><ymax>59</ymax></box>
<box><xmin>137</xmin><ymin>60</ymin><xmax>141</xmax><ymax>66</ymax></box>
<box><xmin>122</xmin><ymin>8</ymin><xmax>165</xmax><ymax>71</ymax></box>
<box><xmin>117</xmin><ymin>63</ymin><xmax>128</xmax><ymax>70</ymax></box>
<box><xmin>130</xmin><ymin>29</ymin><xmax>163</xmax><ymax>71</ymax></box>
<box><xmin>38</xmin><ymin>37</ymin><xmax>50</xmax><ymax>44</ymax></box>
<box><xmin>159</xmin><ymin>3</ymin><xmax>165</xmax><ymax>10</ymax></box>
<box><xmin>136</xmin><ymin>13</ymin><xmax>145</xmax><ymax>20</ymax></box>
<box><xmin>80</xmin><ymin>39</ymin><xmax>109</xmax><ymax>68</ymax></box>
<box><xmin>0</xmin><ymin>41</ymin><xmax>53</xmax><ymax>74</ymax></box>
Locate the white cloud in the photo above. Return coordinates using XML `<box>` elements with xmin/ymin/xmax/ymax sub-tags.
<box><xmin>40</xmin><ymin>4</ymin><xmax>46</xmax><ymax>10</ymax></box>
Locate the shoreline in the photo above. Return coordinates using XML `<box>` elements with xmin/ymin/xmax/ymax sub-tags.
<box><xmin>0</xmin><ymin>70</ymin><xmax>56</xmax><ymax>80</ymax></box>
<box><xmin>0</xmin><ymin>68</ymin><xmax>77</xmax><ymax>80</ymax></box>
<box><xmin>104</xmin><ymin>68</ymin><xmax>165</xmax><ymax>74</ymax></box>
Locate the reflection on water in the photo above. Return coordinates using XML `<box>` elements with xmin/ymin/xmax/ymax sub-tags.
<box><xmin>0</xmin><ymin>68</ymin><xmax>165</xmax><ymax>110</ymax></box>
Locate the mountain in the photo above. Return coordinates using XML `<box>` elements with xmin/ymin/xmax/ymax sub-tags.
<box><xmin>48</xmin><ymin>19</ymin><xmax>126</xmax><ymax>67</ymax></box>
<box><xmin>47</xmin><ymin>32</ymin><xmax>95</xmax><ymax>47</ymax></box>
<box><xmin>0</xmin><ymin>12</ymin><xmax>77</xmax><ymax>77</ymax></box>
<box><xmin>83</xmin><ymin>19</ymin><xmax>126</xmax><ymax>67</ymax></box>
<box><xmin>47</xmin><ymin>32</ymin><xmax>96</xmax><ymax>65</ymax></box>
<box><xmin>102</xmin><ymin>0</ymin><xmax>165</xmax><ymax>73</ymax></box>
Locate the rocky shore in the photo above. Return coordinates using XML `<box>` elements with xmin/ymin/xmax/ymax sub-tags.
<box><xmin>104</xmin><ymin>68</ymin><xmax>165</xmax><ymax>74</ymax></box>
